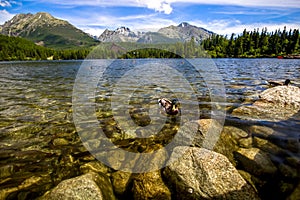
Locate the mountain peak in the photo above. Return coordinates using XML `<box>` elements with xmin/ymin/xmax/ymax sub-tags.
<box><xmin>98</xmin><ymin>26</ymin><xmax>139</xmax><ymax>42</ymax></box>
<box><xmin>178</xmin><ymin>22</ymin><xmax>190</xmax><ymax>28</ymax></box>
<box><xmin>0</xmin><ymin>12</ymin><xmax>98</xmax><ymax>49</ymax></box>
<box><xmin>156</xmin><ymin>22</ymin><xmax>213</xmax><ymax>44</ymax></box>
<box><xmin>35</xmin><ymin>12</ymin><xmax>54</xmax><ymax>19</ymax></box>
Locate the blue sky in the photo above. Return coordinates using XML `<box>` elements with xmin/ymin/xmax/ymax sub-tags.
<box><xmin>0</xmin><ymin>0</ymin><xmax>300</xmax><ymax>36</ymax></box>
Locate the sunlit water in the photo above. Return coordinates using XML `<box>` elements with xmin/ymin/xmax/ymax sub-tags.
<box><xmin>0</xmin><ymin>59</ymin><xmax>299</xmax><ymax>199</ymax></box>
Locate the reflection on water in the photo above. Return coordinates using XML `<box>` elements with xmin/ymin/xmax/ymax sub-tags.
<box><xmin>0</xmin><ymin>59</ymin><xmax>299</xmax><ymax>199</ymax></box>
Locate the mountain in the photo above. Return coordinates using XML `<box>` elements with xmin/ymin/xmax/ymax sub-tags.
<box><xmin>98</xmin><ymin>26</ymin><xmax>143</xmax><ymax>42</ymax></box>
<box><xmin>0</xmin><ymin>12</ymin><xmax>213</xmax><ymax>48</ymax></box>
<box><xmin>98</xmin><ymin>22</ymin><xmax>213</xmax><ymax>44</ymax></box>
<box><xmin>157</xmin><ymin>22</ymin><xmax>213</xmax><ymax>43</ymax></box>
<box><xmin>0</xmin><ymin>12</ymin><xmax>99</xmax><ymax>49</ymax></box>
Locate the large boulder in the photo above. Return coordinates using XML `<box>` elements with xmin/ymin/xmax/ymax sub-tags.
<box><xmin>163</xmin><ymin>147</ymin><xmax>259</xmax><ymax>200</ymax></box>
<box><xmin>40</xmin><ymin>172</ymin><xmax>116</xmax><ymax>200</ymax></box>
<box><xmin>232</xmin><ymin>85</ymin><xmax>300</xmax><ymax>121</ymax></box>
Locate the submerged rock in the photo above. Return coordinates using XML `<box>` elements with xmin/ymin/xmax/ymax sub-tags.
<box><xmin>214</xmin><ymin>126</ymin><xmax>252</xmax><ymax>166</ymax></box>
<box><xmin>287</xmin><ymin>182</ymin><xmax>300</xmax><ymax>200</ymax></box>
<box><xmin>80</xmin><ymin>161</ymin><xmax>111</xmax><ymax>174</ymax></box>
<box><xmin>164</xmin><ymin>147</ymin><xmax>259</xmax><ymax>200</ymax></box>
<box><xmin>111</xmin><ymin>171</ymin><xmax>132</xmax><ymax>197</ymax></box>
<box><xmin>0</xmin><ymin>174</ymin><xmax>52</xmax><ymax>200</ymax></box>
<box><xmin>234</xmin><ymin>148</ymin><xmax>277</xmax><ymax>176</ymax></box>
<box><xmin>132</xmin><ymin>171</ymin><xmax>171</xmax><ymax>200</ymax></box>
<box><xmin>40</xmin><ymin>172</ymin><xmax>116</xmax><ymax>200</ymax></box>
<box><xmin>232</xmin><ymin>85</ymin><xmax>300</xmax><ymax>121</ymax></box>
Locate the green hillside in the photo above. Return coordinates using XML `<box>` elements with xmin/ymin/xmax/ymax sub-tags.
<box><xmin>0</xmin><ymin>35</ymin><xmax>90</xmax><ymax>61</ymax></box>
<box><xmin>20</xmin><ymin>22</ymin><xmax>99</xmax><ymax>49</ymax></box>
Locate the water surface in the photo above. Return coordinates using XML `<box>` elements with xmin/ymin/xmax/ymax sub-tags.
<box><xmin>0</xmin><ymin>59</ymin><xmax>299</xmax><ymax>199</ymax></box>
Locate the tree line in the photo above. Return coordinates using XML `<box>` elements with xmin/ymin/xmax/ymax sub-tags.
<box><xmin>1</xmin><ymin>26</ymin><xmax>299</xmax><ymax>61</ymax></box>
<box><xmin>202</xmin><ymin>27</ymin><xmax>300</xmax><ymax>58</ymax></box>
<box><xmin>0</xmin><ymin>35</ymin><xmax>90</xmax><ymax>61</ymax></box>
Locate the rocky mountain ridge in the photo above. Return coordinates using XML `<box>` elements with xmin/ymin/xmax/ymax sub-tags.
<box><xmin>99</xmin><ymin>22</ymin><xmax>213</xmax><ymax>44</ymax></box>
<box><xmin>0</xmin><ymin>12</ymin><xmax>214</xmax><ymax>48</ymax></box>
<box><xmin>98</xmin><ymin>26</ymin><xmax>144</xmax><ymax>42</ymax></box>
<box><xmin>0</xmin><ymin>12</ymin><xmax>99</xmax><ymax>49</ymax></box>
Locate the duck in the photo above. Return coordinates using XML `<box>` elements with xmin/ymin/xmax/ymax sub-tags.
<box><xmin>267</xmin><ymin>79</ymin><xmax>291</xmax><ymax>87</ymax></box>
<box><xmin>158</xmin><ymin>98</ymin><xmax>181</xmax><ymax>115</ymax></box>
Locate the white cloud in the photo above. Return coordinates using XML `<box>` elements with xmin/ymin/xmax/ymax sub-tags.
<box><xmin>67</xmin><ymin>12</ymin><xmax>176</xmax><ymax>36</ymax></box>
<box><xmin>168</xmin><ymin>0</ymin><xmax>300</xmax><ymax>9</ymax></box>
<box><xmin>15</xmin><ymin>0</ymin><xmax>299</xmax><ymax>36</ymax></box>
<box><xmin>137</xmin><ymin>0</ymin><xmax>172</xmax><ymax>14</ymax></box>
<box><xmin>0</xmin><ymin>9</ymin><xmax>14</xmax><ymax>24</ymax></box>
<box><xmin>78</xmin><ymin>26</ymin><xmax>106</xmax><ymax>37</ymax></box>
<box><xmin>57</xmin><ymin>0</ymin><xmax>300</xmax><ymax>8</ymax></box>
<box><xmin>37</xmin><ymin>0</ymin><xmax>300</xmax><ymax>11</ymax></box>
<box><xmin>0</xmin><ymin>1</ymin><xmax>11</xmax><ymax>7</ymax></box>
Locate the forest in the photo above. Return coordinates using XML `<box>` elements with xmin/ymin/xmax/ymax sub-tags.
<box><xmin>0</xmin><ymin>26</ymin><xmax>299</xmax><ymax>61</ymax></box>
<box><xmin>202</xmin><ymin>27</ymin><xmax>300</xmax><ymax>58</ymax></box>
<box><xmin>0</xmin><ymin>35</ymin><xmax>90</xmax><ymax>61</ymax></box>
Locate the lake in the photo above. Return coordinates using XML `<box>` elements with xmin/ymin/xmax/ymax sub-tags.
<box><xmin>0</xmin><ymin>59</ymin><xmax>299</xmax><ymax>199</ymax></box>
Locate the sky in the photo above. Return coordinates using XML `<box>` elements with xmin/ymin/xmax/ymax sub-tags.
<box><xmin>0</xmin><ymin>0</ymin><xmax>300</xmax><ymax>36</ymax></box>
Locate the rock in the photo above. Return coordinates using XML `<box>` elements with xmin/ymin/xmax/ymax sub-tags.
<box><xmin>278</xmin><ymin>163</ymin><xmax>298</xmax><ymax>179</ymax></box>
<box><xmin>259</xmin><ymin>85</ymin><xmax>300</xmax><ymax>107</ymax></box>
<box><xmin>237</xmin><ymin>170</ymin><xmax>259</xmax><ymax>193</ymax></box>
<box><xmin>232</xmin><ymin>86</ymin><xmax>300</xmax><ymax>121</ymax></box>
<box><xmin>104</xmin><ymin>148</ymin><xmax>139</xmax><ymax>172</ymax></box>
<box><xmin>41</xmin><ymin>172</ymin><xmax>116</xmax><ymax>200</ymax></box>
<box><xmin>52</xmin><ymin>138</ymin><xmax>69</xmax><ymax>146</ymax></box>
<box><xmin>286</xmin><ymin>156</ymin><xmax>300</xmax><ymax>169</ymax></box>
<box><xmin>197</xmin><ymin>119</ymin><xmax>224</xmax><ymax>149</ymax></box>
<box><xmin>214</xmin><ymin>126</ymin><xmax>252</xmax><ymax>166</ymax></box>
<box><xmin>129</xmin><ymin>107</ymin><xmax>151</xmax><ymax>127</ymax></box>
<box><xmin>171</xmin><ymin>120</ymin><xmax>200</xmax><ymax>147</ymax></box>
<box><xmin>287</xmin><ymin>182</ymin><xmax>300</xmax><ymax>200</ymax></box>
<box><xmin>111</xmin><ymin>171</ymin><xmax>132</xmax><ymax>197</ymax></box>
<box><xmin>80</xmin><ymin>161</ymin><xmax>111</xmax><ymax>174</ymax></box>
<box><xmin>0</xmin><ymin>165</ymin><xmax>14</xmax><ymax>178</ymax></box>
<box><xmin>168</xmin><ymin>119</ymin><xmax>222</xmax><ymax>150</ymax></box>
<box><xmin>133</xmin><ymin>144</ymin><xmax>168</xmax><ymax>173</ymax></box>
<box><xmin>253</xmin><ymin>137</ymin><xmax>283</xmax><ymax>155</ymax></box>
<box><xmin>106</xmin><ymin>149</ymin><xmax>126</xmax><ymax>170</ymax></box>
<box><xmin>164</xmin><ymin>147</ymin><xmax>259</xmax><ymax>200</ymax></box>
<box><xmin>185</xmin><ymin>119</ymin><xmax>224</xmax><ymax>149</ymax></box>
<box><xmin>234</xmin><ymin>148</ymin><xmax>277</xmax><ymax>176</ymax></box>
<box><xmin>0</xmin><ymin>175</ymin><xmax>52</xmax><ymax>200</ymax></box>
<box><xmin>250</xmin><ymin>125</ymin><xmax>274</xmax><ymax>138</ymax></box>
<box><xmin>132</xmin><ymin>171</ymin><xmax>171</xmax><ymax>200</ymax></box>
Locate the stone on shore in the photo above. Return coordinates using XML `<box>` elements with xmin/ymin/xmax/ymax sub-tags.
<box><xmin>164</xmin><ymin>147</ymin><xmax>259</xmax><ymax>200</ymax></box>
<box><xmin>232</xmin><ymin>85</ymin><xmax>300</xmax><ymax>121</ymax></box>
<box><xmin>40</xmin><ymin>172</ymin><xmax>116</xmax><ymax>200</ymax></box>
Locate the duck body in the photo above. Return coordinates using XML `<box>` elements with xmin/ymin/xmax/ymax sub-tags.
<box><xmin>158</xmin><ymin>98</ymin><xmax>180</xmax><ymax>115</ymax></box>
<box><xmin>267</xmin><ymin>79</ymin><xmax>290</xmax><ymax>87</ymax></box>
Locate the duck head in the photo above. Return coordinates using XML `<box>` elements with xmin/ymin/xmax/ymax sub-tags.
<box><xmin>284</xmin><ymin>79</ymin><xmax>291</xmax><ymax>86</ymax></box>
